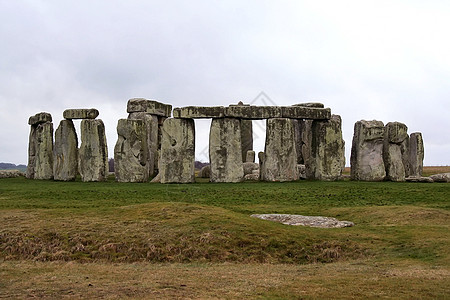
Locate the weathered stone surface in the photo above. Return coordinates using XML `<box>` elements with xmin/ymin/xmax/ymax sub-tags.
<box><xmin>27</xmin><ymin>121</ymin><xmax>54</xmax><ymax>180</ymax></box>
<box><xmin>350</xmin><ymin>120</ymin><xmax>386</xmax><ymax>181</ymax></box>
<box><xmin>173</xmin><ymin>106</ymin><xmax>224</xmax><ymax>119</ymax></box>
<box><xmin>63</xmin><ymin>108</ymin><xmax>99</xmax><ymax>119</ymax></box>
<box><xmin>293</xmin><ymin>119</ymin><xmax>313</xmax><ymax>166</ymax></box>
<box><xmin>258</xmin><ymin>152</ymin><xmax>265</xmax><ymax>165</ymax></box>
<box><xmin>79</xmin><ymin>119</ymin><xmax>108</xmax><ymax>182</ymax></box>
<box><xmin>241</xmin><ymin>120</ymin><xmax>253</xmax><ymax>162</ymax></box>
<box><xmin>251</xmin><ymin>214</ymin><xmax>354</xmax><ymax>228</ymax></box>
<box><xmin>224</xmin><ymin>106</ymin><xmax>282</xmax><ymax>119</ymax></box>
<box><xmin>293</xmin><ymin>102</ymin><xmax>325</xmax><ymax>108</ymax></box>
<box><xmin>150</xmin><ymin>172</ymin><xmax>161</xmax><ymax>183</ymax></box>
<box><xmin>244</xmin><ymin>173</ymin><xmax>259</xmax><ymax>181</ymax></box>
<box><xmin>114</xmin><ymin>119</ymin><xmax>149</xmax><ymax>182</ymax></box>
<box><xmin>296</xmin><ymin>164</ymin><xmax>306</xmax><ymax>179</ymax></box>
<box><xmin>409</xmin><ymin>132</ymin><xmax>424</xmax><ymax>177</ymax></box>
<box><xmin>243</xmin><ymin>162</ymin><xmax>259</xmax><ymax>175</ymax></box>
<box><xmin>384</xmin><ymin>122</ymin><xmax>409</xmax><ymax>182</ymax></box>
<box><xmin>160</xmin><ymin>118</ymin><xmax>195</xmax><ymax>183</ymax></box>
<box><xmin>246</xmin><ymin>150</ymin><xmax>256</xmax><ymax>163</ymax></box>
<box><xmin>128</xmin><ymin>112</ymin><xmax>159</xmax><ymax>177</ymax></box>
<box><xmin>307</xmin><ymin>115</ymin><xmax>345</xmax><ymax>181</ymax></box>
<box><xmin>28</xmin><ymin>112</ymin><xmax>52</xmax><ymax>126</ymax></box>
<box><xmin>429</xmin><ymin>173</ymin><xmax>450</xmax><ymax>183</ymax></box>
<box><xmin>53</xmin><ymin>120</ymin><xmax>78</xmax><ymax>181</ymax></box>
<box><xmin>199</xmin><ymin>165</ymin><xmax>211</xmax><ymax>178</ymax></box>
<box><xmin>261</xmin><ymin>118</ymin><xmax>298</xmax><ymax>182</ymax></box>
<box><xmin>209</xmin><ymin>118</ymin><xmax>244</xmax><ymax>182</ymax></box>
<box><xmin>281</xmin><ymin>106</ymin><xmax>331</xmax><ymax>120</ymax></box>
<box><xmin>405</xmin><ymin>176</ymin><xmax>433</xmax><ymax>183</ymax></box>
<box><xmin>127</xmin><ymin>98</ymin><xmax>172</xmax><ymax>117</ymax></box>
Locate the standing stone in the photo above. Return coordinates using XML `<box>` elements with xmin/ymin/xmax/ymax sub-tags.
<box><xmin>293</xmin><ymin>119</ymin><xmax>313</xmax><ymax>165</ymax></box>
<box><xmin>307</xmin><ymin>115</ymin><xmax>345</xmax><ymax>181</ymax></box>
<box><xmin>34</xmin><ymin>122</ymin><xmax>54</xmax><ymax>180</ymax></box>
<box><xmin>240</xmin><ymin>119</ymin><xmax>253</xmax><ymax>162</ymax></box>
<box><xmin>128</xmin><ymin>112</ymin><xmax>159</xmax><ymax>177</ymax></box>
<box><xmin>383</xmin><ymin>122</ymin><xmax>409</xmax><ymax>182</ymax></box>
<box><xmin>79</xmin><ymin>119</ymin><xmax>108</xmax><ymax>182</ymax></box>
<box><xmin>114</xmin><ymin>119</ymin><xmax>149</xmax><ymax>182</ymax></box>
<box><xmin>409</xmin><ymin>132</ymin><xmax>424</xmax><ymax>177</ymax></box>
<box><xmin>209</xmin><ymin>118</ymin><xmax>244</xmax><ymax>182</ymax></box>
<box><xmin>27</xmin><ymin>112</ymin><xmax>53</xmax><ymax>179</ymax></box>
<box><xmin>246</xmin><ymin>150</ymin><xmax>256</xmax><ymax>163</ymax></box>
<box><xmin>350</xmin><ymin>120</ymin><xmax>386</xmax><ymax>181</ymax></box>
<box><xmin>261</xmin><ymin>118</ymin><xmax>298</xmax><ymax>182</ymax></box>
<box><xmin>53</xmin><ymin>120</ymin><xmax>78</xmax><ymax>181</ymax></box>
<box><xmin>160</xmin><ymin>118</ymin><xmax>195</xmax><ymax>183</ymax></box>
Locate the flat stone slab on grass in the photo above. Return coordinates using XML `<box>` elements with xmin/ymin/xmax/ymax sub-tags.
<box><xmin>251</xmin><ymin>214</ymin><xmax>354</xmax><ymax>228</ymax></box>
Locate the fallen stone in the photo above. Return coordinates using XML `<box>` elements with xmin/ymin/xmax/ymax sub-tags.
<box><xmin>384</xmin><ymin>122</ymin><xmax>408</xmax><ymax>182</ymax></box>
<box><xmin>260</xmin><ymin>118</ymin><xmax>298</xmax><ymax>182</ymax></box>
<box><xmin>28</xmin><ymin>112</ymin><xmax>52</xmax><ymax>126</ymax></box>
<box><xmin>244</xmin><ymin>173</ymin><xmax>259</xmax><ymax>181</ymax></box>
<box><xmin>199</xmin><ymin>165</ymin><xmax>211</xmax><ymax>178</ymax></box>
<box><xmin>63</xmin><ymin>109</ymin><xmax>99</xmax><ymax>119</ymax></box>
<box><xmin>246</xmin><ymin>150</ymin><xmax>256</xmax><ymax>163</ymax></box>
<box><xmin>243</xmin><ymin>162</ymin><xmax>259</xmax><ymax>175</ymax></box>
<box><xmin>409</xmin><ymin>132</ymin><xmax>424</xmax><ymax>177</ymax></box>
<box><xmin>307</xmin><ymin>115</ymin><xmax>345</xmax><ymax>181</ymax></box>
<box><xmin>173</xmin><ymin>106</ymin><xmax>224</xmax><ymax>119</ymax></box>
<box><xmin>127</xmin><ymin>98</ymin><xmax>172</xmax><ymax>117</ymax></box>
<box><xmin>160</xmin><ymin>118</ymin><xmax>195</xmax><ymax>183</ymax></box>
<box><xmin>251</xmin><ymin>214</ymin><xmax>354</xmax><ymax>228</ymax></box>
<box><xmin>114</xmin><ymin>119</ymin><xmax>149</xmax><ymax>182</ymax></box>
<box><xmin>79</xmin><ymin>119</ymin><xmax>109</xmax><ymax>182</ymax></box>
<box><xmin>429</xmin><ymin>173</ymin><xmax>450</xmax><ymax>183</ymax></box>
<box><xmin>0</xmin><ymin>170</ymin><xmax>24</xmax><ymax>178</ymax></box>
<box><xmin>53</xmin><ymin>120</ymin><xmax>78</xmax><ymax>181</ymax></box>
<box><xmin>209</xmin><ymin>118</ymin><xmax>244</xmax><ymax>182</ymax></box>
<box><xmin>405</xmin><ymin>176</ymin><xmax>434</xmax><ymax>183</ymax></box>
<box><xmin>350</xmin><ymin>120</ymin><xmax>386</xmax><ymax>181</ymax></box>
<box><xmin>281</xmin><ymin>106</ymin><xmax>331</xmax><ymax>120</ymax></box>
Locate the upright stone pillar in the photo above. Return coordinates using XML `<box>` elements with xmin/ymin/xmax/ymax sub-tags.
<box><xmin>350</xmin><ymin>120</ymin><xmax>386</xmax><ymax>181</ymax></box>
<box><xmin>240</xmin><ymin>119</ymin><xmax>253</xmax><ymax>163</ymax></box>
<box><xmin>293</xmin><ymin>119</ymin><xmax>312</xmax><ymax>165</ymax></box>
<box><xmin>209</xmin><ymin>118</ymin><xmax>244</xmax><ymax>182</ymax></box>
<box><xmin>307</xmin><ymin>115</ymin><xmax>345</xmax><ymax>181</ymax></box>
<box><xmin>261</xmin><ymin>118</ymin><xmax>297</xmax><ymax>182</ymax></box>
<box><xmin>114</xmin><ymin>119</ymin><xmax>149</xmax><ymax>182</ymax></box>
<box><xmin>160</xmin><ymin>118</ymin><xmax>195</xmax><ymax>183</ymax></box>
<box><xmin>79</xmin><ymin>119</ymin><xmax>108</xmax><ymax>182</ymax></box>
<box><xmin>383</xmin><ymin>122</ymin><xmax>409</xmax><ymax>182</ymax></box>
<box><xmin>27</xmin><ymin>113</ymin><xmax>53</xmax><ymax>180</ymax></box>
<box><xmin>409</xmin><ymin>132</ymin><xmax>424</xmax><ymax>177</ymax></box>
<box><xmin>53</xmin><ymin>120</ymin><xmax>78</xmax><ymax>181</ymax></box>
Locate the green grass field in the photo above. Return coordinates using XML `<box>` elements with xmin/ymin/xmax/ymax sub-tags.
<box><xmin>0</xmin><ymin>175</ymin><xmax>449</xmax><ymax>299</ymax></box>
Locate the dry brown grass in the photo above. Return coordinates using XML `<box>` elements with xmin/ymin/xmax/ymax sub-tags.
<box><xmin>1</xmin><ymin>260</ymin><xmax>448</xmax><ymax>299</ymax></box>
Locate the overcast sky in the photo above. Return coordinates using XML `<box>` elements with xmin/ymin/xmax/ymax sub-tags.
<box><xmin>1</xmin><ymin>0</ymin><xmax>449</xmax><ymax>166</ymax></box>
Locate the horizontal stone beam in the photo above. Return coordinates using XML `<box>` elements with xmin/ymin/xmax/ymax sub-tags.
<box><xmin>173</xmin><ymin>106</ymin><xmax>225</xmax><ymax>118</ymax></box>
<box><xmin>127</xmin><ymin>98</ymin><xmax>172</xmax><ymax>117</ymax></box>
<box><xmin>63</xmin><ymin>109</ymin><xmax>99</xmax><ymax>119</ymax></box>
<box><xmin>224</xmin><ymin>106</ymin><xmax>282</xmax><ymax>119</ymax></box>
<box><xmin>28</xmin><ymin>112</ymin><xmax>52</xmax><ymax>125</ymax></box>
<box><xmin>293</xmin><ymin>102</ymin><xmax>324</xmax><ymax>108</ymax></box>
<box><xmin>281</xmin><ymin>106</ymin><xmax>331</xmax><ymax>120</ymax></box>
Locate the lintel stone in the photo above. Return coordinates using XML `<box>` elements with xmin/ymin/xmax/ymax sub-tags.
<box><xmin>173</xmin><ymin>106</ymin><xmax>225</xmax><ymax>119</ymax></box>
<box><xmin>224</xmin><ymin>106</ymin><xmax>282</xmax><ymax>119</ymax></box>
<box><xmin>293</xmin><ymin>103</ymin><xmax>325</xmax><ymax>108</ymax></box>
<box><xmin>127</xmin><ymin>98</ymin><xmax>172</xmax><ymax>117</ymax></box>
<box><xmin>63</xmin><ymin>108</ymin><xmax>99</xmax><ymax>120</ymax></box>
<box><xmin>28</xmin><ymin>112</ymin><xmax>52</xmax><ymax>125</ymax></box>
<box><xmin>281</xmin><ymin>106</ymin><xmax>331</xmax><ymax>120</ymax></box>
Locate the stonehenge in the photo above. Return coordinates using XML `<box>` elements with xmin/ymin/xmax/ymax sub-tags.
<box><xmin>26</xmin><ymin>99</ymin><xmax>426</xmax><ymax>184</ymax></box>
